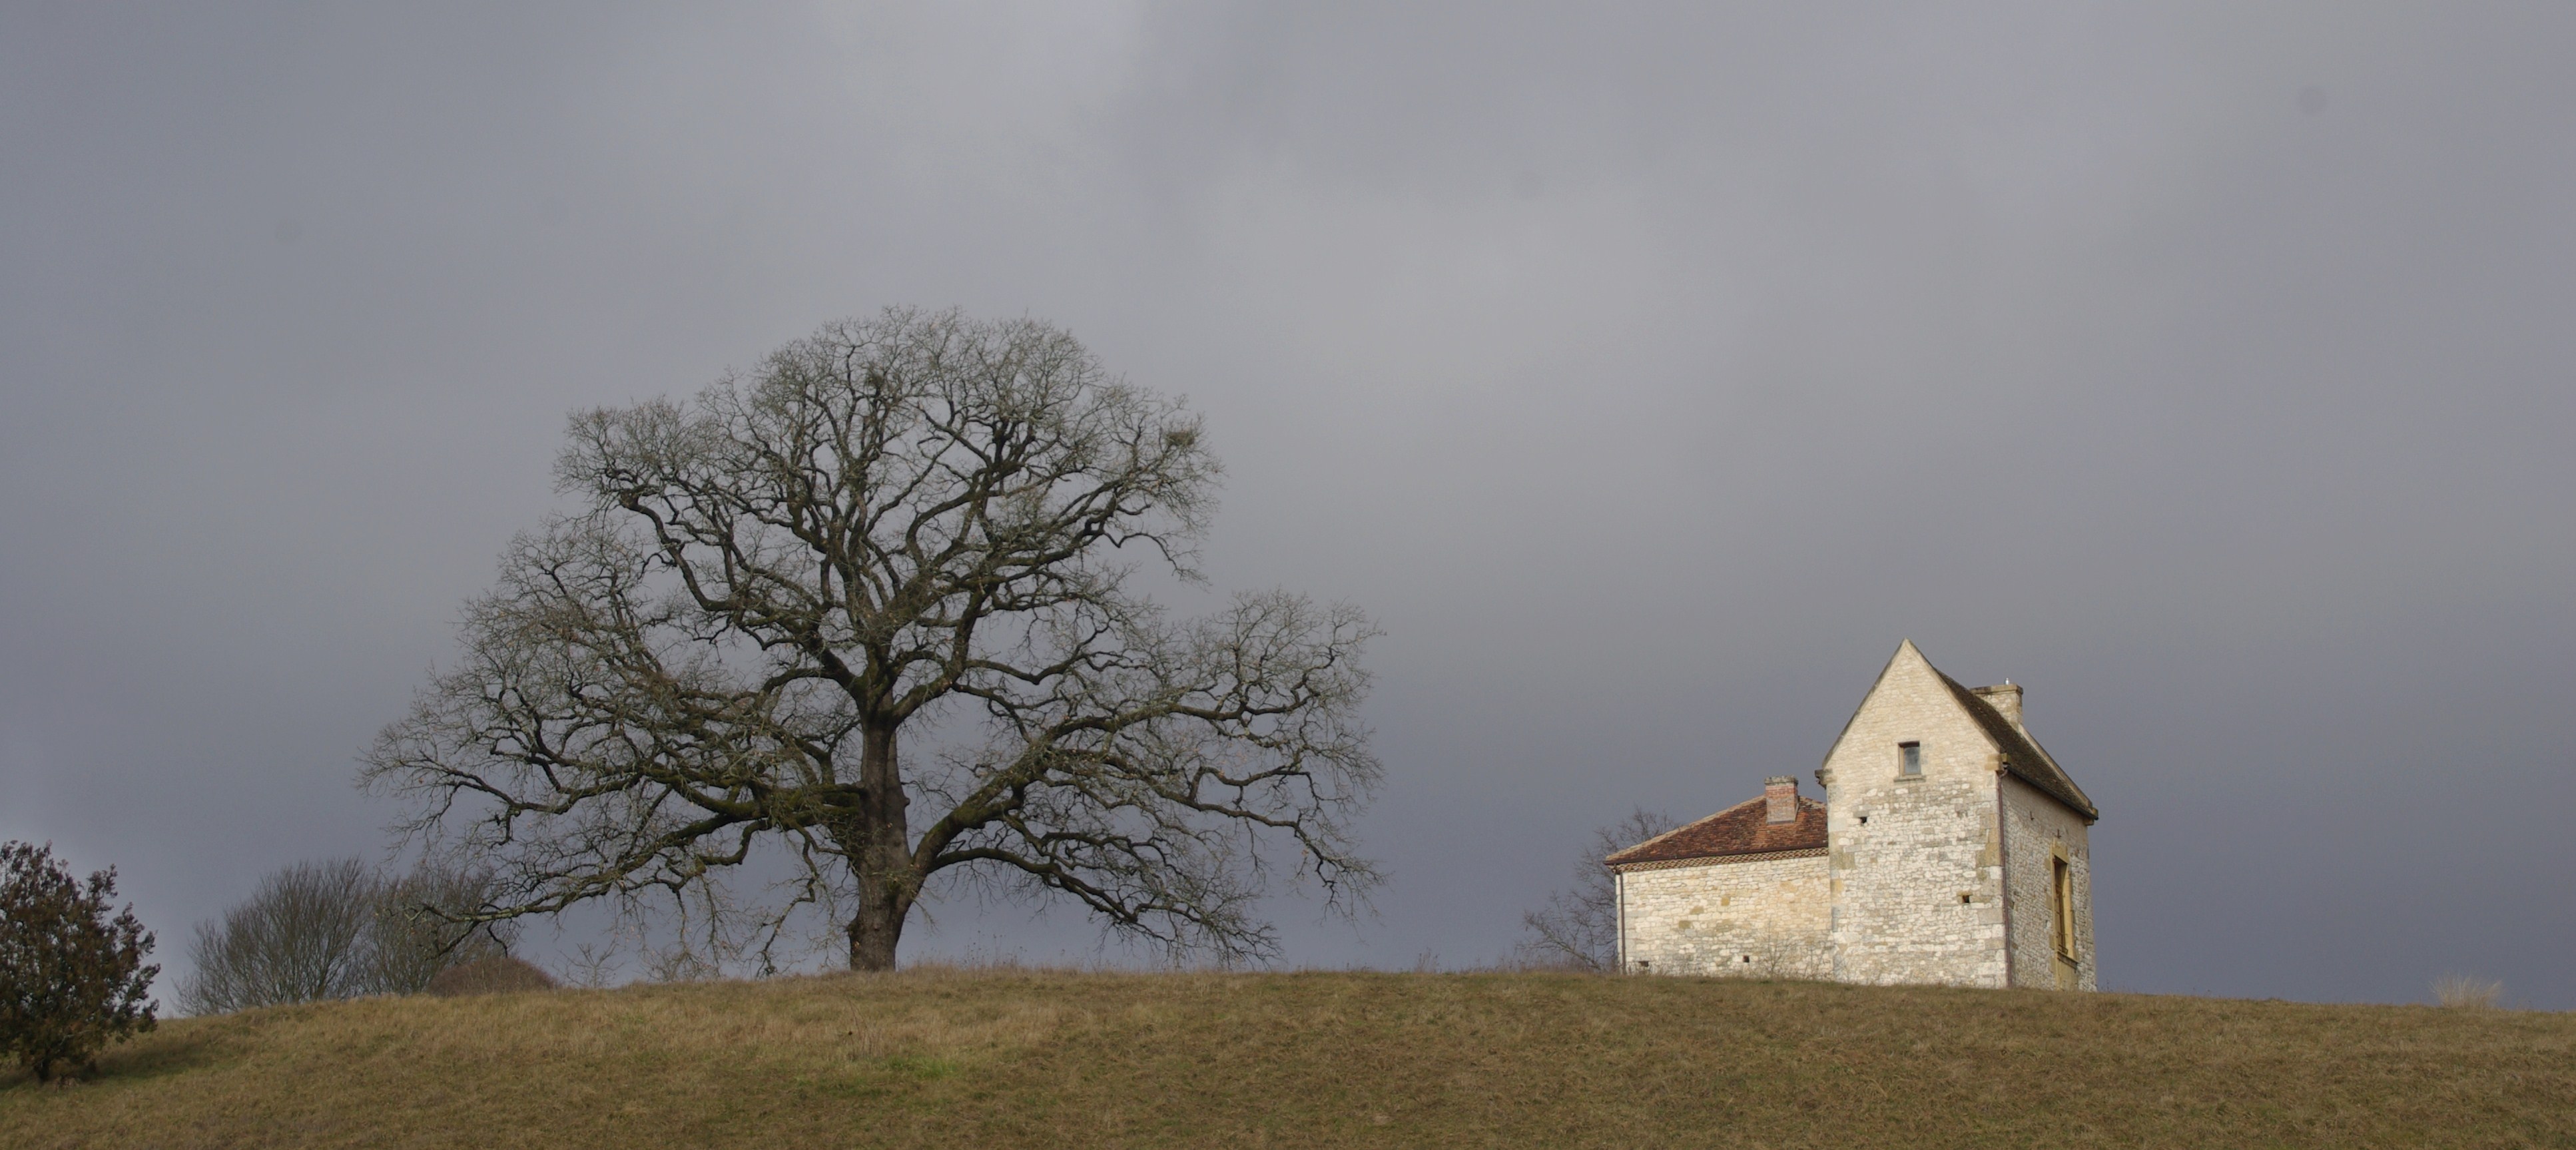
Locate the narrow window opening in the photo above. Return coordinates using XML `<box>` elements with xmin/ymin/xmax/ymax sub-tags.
<box><xmin>1899</xmin><ymin>741</ymin><xmax>1922</xmax><ymax>776</ymax></box>
<box><xmin>1959</xmin><ymin>893</ymin><xmax>1973</xmax><ymax>904</ymax></box>
<box><xmin>2051</xmin><ymin>856</ymin><xmax>2077</xmax><ymax>961</ymax></box>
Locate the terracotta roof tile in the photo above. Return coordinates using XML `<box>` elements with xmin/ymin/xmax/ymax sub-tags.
<box><xmin>1604</xmin><ymin>794</ymin><xmax>1827</xmax><ymax>868</ymax></box>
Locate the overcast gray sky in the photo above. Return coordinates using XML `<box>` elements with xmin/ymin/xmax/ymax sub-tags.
<box><xmin>4</xmin><ymin>3</ymin><xmax>2571</xmax><ymax>1006</ymax></box>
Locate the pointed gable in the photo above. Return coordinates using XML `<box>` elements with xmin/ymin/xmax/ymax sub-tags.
<box><xmin>1815</xmin><ymin>638</ymin><xmax>1935</xmax><ymax>770</ymax></box>
<box><xmin>1822</xmin><ymin>640</ymin><xmax>2098</xmax><ymax>822</ymax></box>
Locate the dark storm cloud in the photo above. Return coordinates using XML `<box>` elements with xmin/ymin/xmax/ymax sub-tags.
<box><xmin>4</xmin><ymin>3</ymin><xmax>2569</xmax><ymax>1004</ymax></box>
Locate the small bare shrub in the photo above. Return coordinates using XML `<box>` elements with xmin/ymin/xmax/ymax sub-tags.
<box><xmin>2433</xmin><ymin>974</ymin><xmax>2502</xmax><ymax>1009</ymax></box>
<box><xmin>182</xmin><ymin>859</ymin><xmax>515</xmax><ymax>1013</ymax></box>
<box><xmin>424</xmin><ymin>956</ymin><xmax>557</xmax><ymax>998</ymax></box>
<box><xmin>1517</xmin><ymin>808</ymin><xmax>1679</xmax><ymax>972</ymax></box>
<box><xmin>641</xmin><ymin>943</ymin><xmax>726</xmax><ymax>984</ymax></box>
<box><xmin>180</xmin><ymin>860</ymin><xmax>376</xmax><ymax>1013</ymax></box>
<box><xmin>360</xmin><ymin>864</ymin><xmax>515</xmax><ymax>996</ymax></box>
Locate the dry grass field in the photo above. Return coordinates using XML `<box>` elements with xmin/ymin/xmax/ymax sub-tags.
<box><xmin>3</xmin><ymin>968</ymin><xmax>2569</xmax><ymax>1149</ymax></box>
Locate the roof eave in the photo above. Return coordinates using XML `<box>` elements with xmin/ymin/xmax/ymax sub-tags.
<box><xmin>2004</xmin><ymin>763</ymin><xmax>2100</xmax><ymax>824</ymax></box>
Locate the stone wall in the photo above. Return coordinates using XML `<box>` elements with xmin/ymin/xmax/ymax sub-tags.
<box><xmin>1618</xmin><ymin>854</ymin><xmax>1830</xmax><ymax>979</ymax></box>
<box><xmin>1819</xmin><ymin>645</ymin><xmax>2009</xmax><ymax>988</ymax></box>
<box><xmin>2000</xmin><ymin>772</ymin><xmax>2097</xmax><ymax>990</ymax></box>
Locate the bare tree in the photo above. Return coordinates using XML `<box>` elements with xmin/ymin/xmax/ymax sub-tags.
<box><xmin>180</xmin><ymin>859</ymin><xmax>375</xmax><ymax>1013</ymax></box>
<box><xmin>180</xmin><ymin>859</ymin><xmax>511</xmax><ymax>1014</ymax></box>
<box><xmin>1516</xmin><ymin>809</ymin><xmax>1678</xmax><ymax>972</ymax></box>
<box><xmin>356</xmin><ymin>863</ymin><xmax>515</xmax><ymax>996</ymax></box>
<box><xmin>364</xmin><ymin>308</ymin><xmax>1381</xmax><ymax>972</ymax></box>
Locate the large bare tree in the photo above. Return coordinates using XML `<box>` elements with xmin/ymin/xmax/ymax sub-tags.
<box><xmin>364</xmin><ymin>309</ymin><xmax>1379</xmax><ymax>972</ymax></box>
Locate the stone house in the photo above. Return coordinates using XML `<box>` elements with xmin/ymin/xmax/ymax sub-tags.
<box><xmin>1607</xmin><ymin>641</ymin><xmax>2099</xmax><ymax>990</ymax></box>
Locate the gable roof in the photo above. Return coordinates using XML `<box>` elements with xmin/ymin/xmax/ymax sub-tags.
<box><xmin>1819</xmin><ymin>641</ymin><xmax>2098</xmax><ymax>824</ymax></box>
<box><xmin>1604</xmin><ymin>794</ymin><xmax>1827</xmax><ymax>868</ymax></box>
<box><xmin>1929</xmin><ymin>665</ymin><xmax>2098</xmax><ymax>823</ymax></box>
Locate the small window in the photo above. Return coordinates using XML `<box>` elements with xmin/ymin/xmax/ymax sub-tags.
<box><xmin>1899</xmin><ymin>741</ymin><xmax>1922</xmax><ymax>776</ymax></box>
<box><xmin>2051</xmin><ymin>856</ymin><xmax>2077</xmax><ymax>961</ymax></box>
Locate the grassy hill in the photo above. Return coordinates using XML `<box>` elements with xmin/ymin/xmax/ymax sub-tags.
<box><xmin>4</xmin><ymin>968</ymin><xmax>2569</xmax><ymax>1148</ymax></box>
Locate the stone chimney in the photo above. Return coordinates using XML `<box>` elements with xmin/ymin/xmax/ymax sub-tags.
<box><xmin>1764</xmin><ymin>775</ymin><xmax>1799</xmax><ymax>823</ymax></box>
<box><xmin>1972</xmin><ymin>682</ymin><xmax>2024</xmax><ymax>731</ymax></box>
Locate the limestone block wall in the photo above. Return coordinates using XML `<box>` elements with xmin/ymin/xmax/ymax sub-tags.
<box><xmin>1618</xmin><ymin>854</ymin><xmax>1830</xmax><ymax>979</ymax></box>
<box><xmin>2000</xmin><ymin>774</ymin><xmax>2096</xmax><ymax>990</ymax></box>
<box><xmin>1820</xmin><ymin>650</ymin><xmax>2009</xmax><ymax>988</ymax></box>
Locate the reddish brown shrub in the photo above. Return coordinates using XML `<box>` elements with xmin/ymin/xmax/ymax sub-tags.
<box><xmin>425</xmin><ymin>956</ymin><xmax>558</xmax><ymax>998</ymax></box>
<box><xmin>0</xmin><ymin>842</ymin><xmax>158</xmax><ymax>1082</ymax></box>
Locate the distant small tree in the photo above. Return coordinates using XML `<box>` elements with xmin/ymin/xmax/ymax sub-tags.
<box><xmin>179</xmin><ymin>858</ymin><xmax>376</xmax><ymax>1012</ymax></box>
<box><xmin>0</xmin><ymin>842</ymin><xmax>159</xmax><ymax>1083</ymax></box>
<box><xmin>180</xmin><ymin>859</ymin><xmax>511</xmax><ymax>1015</ymax></box>
<box><xmin>356</xmin><ymin>863</ymin><xmax>515</xmax><ymax>997</ymax></box>
<box><xmin>1515</xmin><ymin>809</ymin><xmax>1677</xmax><ymax>972</ymax></box>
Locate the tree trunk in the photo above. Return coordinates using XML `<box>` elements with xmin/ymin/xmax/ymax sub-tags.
<box><xmin>845</xmin><ymin>722</ymin><xmax>914</xmax><ymax>971</ymax></box>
